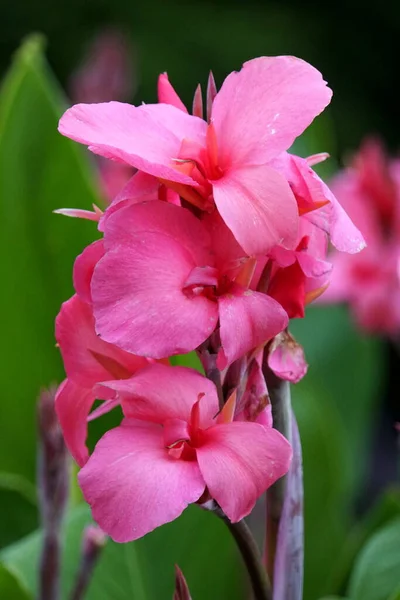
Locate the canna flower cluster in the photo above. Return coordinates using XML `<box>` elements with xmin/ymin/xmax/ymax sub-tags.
<box><xmin>322</xmin><ymin>138</ymin><xmax>400</xmax><ymax>334</ymax></box>
<box><xmin>55</xmin><ymin>56</ymin><xmax>364</xmax><ymax>543</ymax></box>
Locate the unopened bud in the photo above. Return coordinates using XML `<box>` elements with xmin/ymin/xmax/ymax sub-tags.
<box><xmin>173</xmin><ymin>565</ymin><xmax>192</xmax><ymax>600</ymax></box>
<box><xmin>37</xmin><ymin>385</ymin><xmax>69</xmax><ymax>600</ymax></box>
<box><xmin>70</xmin><ymin>525</ymin><xmax>107</xmax><ymax>600</ymax></box>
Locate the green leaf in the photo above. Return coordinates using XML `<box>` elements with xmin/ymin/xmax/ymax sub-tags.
<box><xmin>348</xmin><ymin>518</ymin><xmax>400</xmax><ymax>600</ymax></box>
<box><xmin>0</xmin><ymin>35</ymin><xmax>100</xmax><ymax>483</ymax></box>
<box><xmin>319</xmin><ymin>597</ymin><xmax>352</xmax><ymax>600</ymax></box>
<box><xmin>293</xmin><ymin>382</ymin><xmax>349</xmax><ymax>600</ymax></box>
<box><xmin>1</xmin><ymin>505</ymin><xmax>244</xmax><ymax>599</ymax></box>
<box><xmin>290</xmin><ymin>305</ymin><xmax>383</xmax><ymax>599</ymax></box>
<box><xmin>328</xmin><ymin>489</ymin><xmax>400</xmax><ymax>593</ymax></box>
<box><xmin>0</xmin><ymin>475</ymin><xmax>38</xmax><ymax>549</ymax></box>
<box><xmin>0</xmin><ymin>563</ymin><xmax>31</xmax><ymax>599</ymax></box>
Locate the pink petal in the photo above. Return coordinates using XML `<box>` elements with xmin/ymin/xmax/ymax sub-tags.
<box><xmin>102</xmin><ymin>201</ymin><xmax>214</xmax><ymax>266</ymax></box>
<box><xmin>267</xmin><ymin>332</ymin><xmax>308</xmax><ymax>384</ymax></box>
<box><xmin>100</xmin><ymin>363</ymin><xmax>219</xmax><ymax>428</ymax></box>
<box><xmin>212</xmin><ymin>164</ymin><xmax>298</xmax><ymax>255</ymax></box>
<box><xmin>53</xmin><ymin>208</ymin><xmax>101</xmax><ymax>221</ymax></box>
<box><xmin>92</xmin><ymin>207</ymin><xmax>218</xmax><ymax>358</ymax></box>
<box><xmin>99</xmin><ymin>171</ymin><xmax>160</xmax><ymax>230</ymax></box>
<box><xmin>56</xmin><ymin>294</ymin><xmax>148</xmax><ymax>388</ymax></box>
<box><xmin>295</xmin><ymin>252</ymin><xmax>332</xmax><ymax>279</ymax></box>
<box><xmin>294</xmin><ymin>164</ymin><xmax>366</xmax><ymax>254</ymax></box>
<box><xmin>196</xmin><ymin>421</ymin><xmax>292</xmax><ymax>522</ymax></box>
<box><xmin>157</xmin><ymin>73</ymin><xmax>188</xmax><ymax>113</ymax></box>
<box><xmin>73</xmin><ymin>240</ymin><xmax>105</xmax><ymax>304</ymax></box>
<box><xmin>79</xmin><ymin>424</ymin><xmax>206</xmax><ymax>542</ymax></box>
<box><xmin>217</xmin><ymin>288</ymin><xmax>288</xmax><ymax>369</ymax></box>
<box><xmin>59</xmin><ymin>102</ymin><xmax>206</xmax><ymax>184</ymax></box>
<box><xmin>212</xmin><ymin>56</ymin><xmax>332</xmax><ymax>168</ymax></box>
<box><xmin>55</xmin><ymin>379</ymin><xmax>95</xmax><ymax>466</ymax></box>
<box><xmin>201</xmin><ymin>210</ymin><xmax>246</xmax><ymax>274</ymax></box>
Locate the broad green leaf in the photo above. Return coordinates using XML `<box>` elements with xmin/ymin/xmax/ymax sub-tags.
<box><xmin>291</xmin><ymin>305</ymin><xmax>383</xmax><ymax>599</ymax></box>
<box><xmin>0</xmin><ymin>35</ymin><xmax>100</xmax><ymax>484</ymax></box>
<box><xmin>0</xmin><ymin>474</ymin><xmax>37</xmax><ymax>548</ymax></box>
<box><xmin>319</xmin><ymin>597</ymin><xmax>352</xmax><ymax>600</ymax></box>
<box><xmin>348</xmin><ymin>518</ymin><xmax>400</xmax><ymax>600</ymax></box>
<box><xmin>292</xmin><ymin>305</ymin><xmax>383</xmax><ymax>490</ymax></box>
<box><xmin>2</xmin><ymin>505</ymin><xmax>244</xmax><ymax>600</ymax></box>
<box><xmin>327</xmin><ymin>489</ymin><xmax>400</xmax><ymax>593</ymax></box>
<box><xmin>293</xmin><ymin>382</ymin><xmax>349</xmax><ymax>600</ymax></box>
<box><xmin>0</xmin><ymin>563</ymin><xmax>31</xmax><ymax>599</ymax></box>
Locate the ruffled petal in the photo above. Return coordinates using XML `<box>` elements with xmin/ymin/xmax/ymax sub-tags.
<box><xmin>55</xmin><ymin>379</ymin><xmax>95</xmax><ymax>466</ymax></box>
<box><xmin>55</xmin><ymin>294</ymin><xmax>148</xmax><ymax>388</ymax></box>
<box><xmin>59</xmin><ymin>102</ymin><xmax>206</xmax><ymax>184</ymax></box>
<box><xmin>92</xmin><ymin>230</ymin><xmax>218</xmax><ymax>358</ymax></box>
<box><xmin>212</xmin><ymin>56</ymin><xmax>332</xmax><ymax>168</ymax></box>
<box><xmin>73</xmin><ymin>240</ymin><xmax>105</xmax><ymax>304</ymax></box>
<box><xmin>79</xmin><ymin>423</ymin><xmax>205</xmax><ymax>542</ymax></box>
<box><xmin>217</xmin><ymin>287</ymin><xmax>288</xmax><ymax>369</ymax></box>
<box><xmin>99</xmin><ymin>364</ymin><xmax>219</xmax><ymax>427</ymax></box>
<box><xmin>212</xmin><ymin>164</ymin><xmax>298</xmax><ymax>255</ymax></box>
<box><xmin>196</xmin><ymin>421</ymin><xmax>292</xmax><ymax>522</ymax></box>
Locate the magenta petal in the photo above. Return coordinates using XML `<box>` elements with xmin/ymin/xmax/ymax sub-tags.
<box><xmin>55</xmin><ymin>379</ymin><xmax>95</xmax><ymax>466</ymax></box>
<box><xmin>304</xmin><ymin>171</ymin><xmax>366</xmax><ymax>254</ymax></box>
<box><xmin>213</xmin><ymin>164</ymin><xmax>298</xmax><ymax>255</ymax></box>
<box><xmin>212</xmin><ymin>56</ymin><xmax>332</xmax><ymax>167</ymax></box>
<box><xmin>99</xmin><ymin>171</ymin><xmax>160</xmax><ymax>231</ymax></box>
<box><xmin>196</xmin><ymin>422</ymin><xmax>292</xmax><ymax>522</ymax></box>
<box><xmin>103</xmin><ymin>201</ymin><xmax>214</xmax><ymax>266</ymax></box>
<box><xmin>92</xmin><ymin>213</ymin><xmax>218</xmax><ymax>358</ymax></box>
<box><xmin>100</xmin><ymin>364</ymin><xmax>219</xmax><ymax>427</ymax></box>
<box><xmin>59</xmin><ymin>102</ymin><xmax>206</xmax><ymax>184</ymax></box>
<box><xmin>296</xmin><ymin>252</ymin><xmax>332</xmax><ymax>279</ymax></box>
<box><xmin>79</xmin><ymin>424</ymin><xmax>206</xmax><ymax>542</ymax></box>
<box><xmin>218</xmin><ymin>289</ymin><xmax>288</xmax><ymax>369</ymax></box>
<box><xmin>55</xmin><ymin>294</ymin><xmax>148</xmax><ymax>388</ymax></box>
<box><xmin>73</xmin><ymin>240</ymin><xmax>105</xmax><ymax>304</ymax></box>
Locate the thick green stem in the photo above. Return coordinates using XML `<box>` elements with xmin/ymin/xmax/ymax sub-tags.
<box><xmin>216</xmin><ymin>509</ymin><xmax>272</xmax><ymax>600</ymax></box>
<box><xmin>263</xmin><ymin>366</ymin><xmax>292</xmax><ymax>583</ymax></box>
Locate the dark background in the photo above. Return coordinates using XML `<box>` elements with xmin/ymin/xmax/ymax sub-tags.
<box><xmin>2</xmin><ymin>0</ymin><xmax>400</xmax><ymax>156</ymax></box>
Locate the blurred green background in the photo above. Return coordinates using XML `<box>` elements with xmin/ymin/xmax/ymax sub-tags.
<box><xmin>0</xmin><ymin>2</ymin><xmax>399</xmax><ymax>599</ymax></box>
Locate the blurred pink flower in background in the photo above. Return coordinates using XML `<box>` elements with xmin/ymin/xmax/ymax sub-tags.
<box><xmin>69</xmin><ymin>29</ymin><xmax>136</xmax><ymax>202</ymax></box>
<box><xmin>322</xmin><ymin>139</ymin><xmax>400</xmax><ymax>335</ymax></box>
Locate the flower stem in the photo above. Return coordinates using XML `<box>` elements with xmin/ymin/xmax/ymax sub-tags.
<box><xmin>262</xmin><ymin>365</ymin><xmax>292</xmax><ymax>583</ymax></box>
<box><xmin>215</xmin><ymin>509</ymin><xmax>272</xmax><ymax>600</ymax></box>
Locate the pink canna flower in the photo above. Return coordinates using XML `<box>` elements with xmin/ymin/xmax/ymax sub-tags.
<box><xmin>322</xmin><ymin>138</ymin><xmax>400</xmax><ymax>334</ymax></box>
<box><xmin>59</xmin><ymin>56</ymin><xmax>333</xmax><ymax>255</ymax></box>
<box><xmin>90</xmin><ymin>200</ymin><xmax>288</xmax><ymax>366</ymax></box>
<box><xmin>69</xmin><ymin>29</ymin><xmax>136</xmax><ymax>203</ymax></box>
<box><xmin>78</xmin><ymin>363</ymin><xmax>292</xmax><ymax>542</ymax></box>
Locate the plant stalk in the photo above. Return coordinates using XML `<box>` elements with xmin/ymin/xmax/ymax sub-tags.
<box><xmin>215</xmin><ymin>509</ymin><xmax>272</xmax><ymax>600</ymax></box>
<box><xmin>262</xmin><ymin>365</ymin><xmax>292</xmax><ymax>584</ymax></box>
